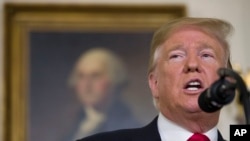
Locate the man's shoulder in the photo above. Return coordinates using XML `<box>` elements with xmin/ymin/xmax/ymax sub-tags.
<box><xmin>76</xmin><ymin>116</ymin><xmax>160</xmax><ymax>141</ymax></box>
<box><xmin>76</xmin><ymin>127</ymin><xmax>142</xmax><ymax>141</ymax></box>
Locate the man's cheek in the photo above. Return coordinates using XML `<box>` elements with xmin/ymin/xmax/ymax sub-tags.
<box><xmin>95</xmin><ymin>82</ymin><xmax>111</xmax><ymax>95</ymax></box>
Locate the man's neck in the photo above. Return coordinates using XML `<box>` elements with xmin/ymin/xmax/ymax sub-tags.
<box><xmin>161</xmin><ymin>109</ymin><xmax>219</xmax><ymax>133</ymax></box>
<box><xmin>157</xmin><ymin>112</ymin><xmax>218</xmax><ymax>141</ymax></box>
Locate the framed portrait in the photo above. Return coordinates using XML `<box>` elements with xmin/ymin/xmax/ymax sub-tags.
<box><xmin>3</xmin><ymin>3</ymin><xmax>186</xmax><ymax>141</ymax></box>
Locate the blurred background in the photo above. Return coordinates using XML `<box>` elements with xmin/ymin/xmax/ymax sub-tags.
<box><xmin>1</xmin><ymin>0</ymin><xmax>250</xmax><ymax>141</ymax></box>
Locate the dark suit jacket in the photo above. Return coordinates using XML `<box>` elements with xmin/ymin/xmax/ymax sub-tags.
<box><xmin>63</xmin><ymin>100</ymin><xmax>141</xmax><ymax>141</ymax></box>
<box><xmin>77</xmin><ymin>116</ymin><xmax>226</xmax><ymax>141</ymax></box>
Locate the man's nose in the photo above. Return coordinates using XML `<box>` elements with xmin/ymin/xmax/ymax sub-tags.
<box><xmin>80</xmin><ymin>76</ymin><xmax>93</xmax><ymax>88</ymax></box>
<box><xmin>183</xmin><ymin>55</ymin><xmax>201</xmax><ymax>73</ymax></box>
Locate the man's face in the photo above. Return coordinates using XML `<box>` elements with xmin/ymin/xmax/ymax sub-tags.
<box><xmin>74</xmin><ymin>58</ymin><xmax>113</xmax><ymax>108</ymax></box>
<box><xmin>149</xmin><ymin>27</ymin><xmax>226</xmax><ymax>115</ymax></box>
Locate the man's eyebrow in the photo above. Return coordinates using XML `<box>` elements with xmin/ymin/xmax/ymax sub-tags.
<box><xmin>198</xmin><ymin>43</ymin><xmax>214</xmax><ymax>51</ymax></box>
<box><xmin>166</xmin><ymin>44</ymin><xmax>185</xmax><ymax>53</ymax></box>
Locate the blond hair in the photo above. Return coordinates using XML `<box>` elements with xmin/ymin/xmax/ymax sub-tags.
<box><xmin>148</xmin><ymin>17</ymin><xmax>234</xmax><ymax>74</ymax></box>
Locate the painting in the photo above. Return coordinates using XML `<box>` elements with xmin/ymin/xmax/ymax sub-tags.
<box><xmin>3</xmin><ymin>4</ymin><xmax>186</xmax><ymax>141</ymax></box>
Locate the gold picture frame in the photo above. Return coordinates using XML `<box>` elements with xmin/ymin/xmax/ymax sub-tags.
<box><xmin>3</xmin><ymin>3</ymin><xmax>186</xmax><ymax>141</ymax></box>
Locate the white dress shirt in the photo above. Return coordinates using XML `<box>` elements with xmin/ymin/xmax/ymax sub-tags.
<box><xmin>73</xmin><ymin>107</ymin><xmax>106</xmax><ymax>140</ymax></box>
<box><xmin>157</xmin><ymin>112</ymin><xmax>218</xmax><ymax>141</ymax></box>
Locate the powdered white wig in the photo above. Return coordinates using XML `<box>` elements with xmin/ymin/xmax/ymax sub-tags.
<box><xmin>69</xmin><ymin>47</ymin><xmax>128</xmax><ymax>89</ymax></box>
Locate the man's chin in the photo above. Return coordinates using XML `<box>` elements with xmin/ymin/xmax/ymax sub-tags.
<box><xmin>185</xmin><ymin>106</ymin><xmax>203</xmax><ymax>113</ymax></box>
<box><xmin>82</xmin><ymin>100</ymin><xmax>99</xmax><ymax>107</ymax></box>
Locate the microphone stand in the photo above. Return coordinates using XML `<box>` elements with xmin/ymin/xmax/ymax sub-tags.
<box><xmin>219</xmin><ymin>68</ymin><xmax>250</xmax><ymax>124</ymax></box>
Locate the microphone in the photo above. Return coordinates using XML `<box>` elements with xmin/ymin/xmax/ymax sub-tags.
<box><xmin>198</xmin><ymin>69</ymin><xmax>237</xmax><ymax>113</ymax></box>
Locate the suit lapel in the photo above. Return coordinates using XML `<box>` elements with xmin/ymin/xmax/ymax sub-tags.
<box><xmin>217</xmin><ymin>130</ymin><xmax>226</xmax><ymax>141</ymax></box>
<box><xmin>132</xmin><ymin>116</ymin><xmax>161</xmax><ymax>141</ymax></box>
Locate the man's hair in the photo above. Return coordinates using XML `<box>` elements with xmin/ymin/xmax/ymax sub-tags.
<box><xmin>148</xmin><ymin>17</ymin><xmax>234</xmax><ymax>74</ymax></box>
<box><xmin>69</xmin><ymin>47</ymin><xmax>128</xmax><ymax>89</ymax></box>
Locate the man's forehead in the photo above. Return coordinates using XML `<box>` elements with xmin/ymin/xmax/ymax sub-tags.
<box><xmin>164</xmin><ymin>42</ymin><xmax>217</xmax><ymax>52</ymax></box>
<box><xmin>164</xmin><ymin>25</ymin><xmax>221</xmax><ymax>44</ymax></box>
<box><xmin>168</xmin><ymin>27</ymin><xmax>215</xmax><ymax>40</ymax></box>
<box><xmin>162</xmin><ymin>27</ymin><xmax>223</xmax><ymax>50</ymax></box>
<box><xmin>77</xmin><ymin>58</ymin><xmax>108</xmax><ymax>72</ymax></box>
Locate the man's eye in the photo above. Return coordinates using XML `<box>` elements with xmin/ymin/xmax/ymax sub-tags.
<box><xmin>201</xmin><ymin>53</ymin><xmax>215</xmax><ymax>61</ymax></box>
<box><xmin>202</xmin><ymin>53</ymin><xmax>213</xmax><ymax>58</ymax></box>
<box><xmin>169</xmin><ymin>54</ymin><xmax>184</xmax><ymax>62</ymax></box>
<box><xmin>77</xmin><ymin>73</ymin><xmax>85</xmax><ymax>79</ymax></box>
<box><xmin>170</xmin><ymin>54</ymin><xmax>181</xmax><ymax>59</ymax></box>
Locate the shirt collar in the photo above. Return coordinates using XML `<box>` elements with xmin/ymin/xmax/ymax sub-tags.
<box><xmin>157</xmin><ymin>112</ymin><xmax>218</xmax><ymax>141</ymax></box>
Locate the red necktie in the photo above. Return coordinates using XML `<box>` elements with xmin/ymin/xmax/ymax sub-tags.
<box><xmin>187</xmin><ymin>133</ymin><xmax>210</xmax><ymax>141</ymax></box>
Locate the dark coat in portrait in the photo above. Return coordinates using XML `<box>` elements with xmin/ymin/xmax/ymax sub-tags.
<box><xmin>62</xmin><ymin>100</ymin><xmax>142</xmax><ymax>141</ymax></box>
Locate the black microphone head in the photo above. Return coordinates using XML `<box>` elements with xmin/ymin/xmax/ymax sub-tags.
<box><xmin>198</xmin><ymin>88</ymin><xmax>222</xmax><ymax>113</ymax></box>
<box><xmin>198</xmin><ymin>78</ymin><xmax>236</xmax><ymax>113</ymax></box>
<box><xmin>198</xmin><ymin>68</ymin><xmax>238</xmax><ymax>113</ymax></box>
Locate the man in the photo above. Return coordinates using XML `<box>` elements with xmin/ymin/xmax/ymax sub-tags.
<box><xmin>65</xmin><ymin>48</ymin><xmax>141</xmax><ymax>141</ymax></box>
<box><xmin>77</xmin><ymin>17</ymin><xmax>233</xmax><ymax>141</ymax></box>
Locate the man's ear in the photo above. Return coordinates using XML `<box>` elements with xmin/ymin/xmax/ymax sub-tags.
<box><xmin>148</xmin><ymin>72</ymin><xmax>159</xmax><ymax>99</ymax></box>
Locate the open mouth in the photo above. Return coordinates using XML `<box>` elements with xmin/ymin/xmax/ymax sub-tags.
<box><xmin>184</xmin><ymin>79</ymin><xmax>203</xmax><ymax>91</ymax></box>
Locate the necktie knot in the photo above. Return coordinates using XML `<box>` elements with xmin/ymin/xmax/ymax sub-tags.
<box><xmin>187</xmin><ymin>133</ymin><xmax>210</xmax><ymax>141</ymax></box>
